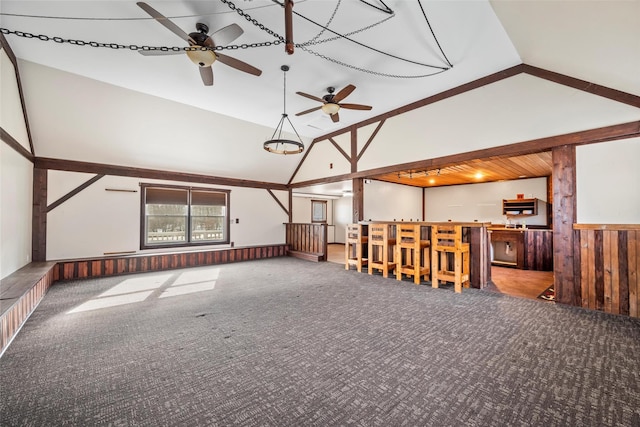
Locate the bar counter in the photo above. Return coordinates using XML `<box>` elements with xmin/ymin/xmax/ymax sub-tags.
<box><xmin>358</xmin><ymin>221</ymin><xmax>492</xmax><ymax>288</ymax></box>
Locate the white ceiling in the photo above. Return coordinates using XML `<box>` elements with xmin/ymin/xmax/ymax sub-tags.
<box><xmin>1</xmin><ymin>0</ymin><xmax>639</xmax><ymax>195</ymax></box>
<box><xmin>1</xmin><ymin>0</ymin><xmax>522</xmax><ymax>138</ymax></box>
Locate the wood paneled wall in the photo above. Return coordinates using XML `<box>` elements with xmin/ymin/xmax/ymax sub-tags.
<box><xmin>54</xmin><ymin>244</ymin><xmax>288</xmax><ymax>281</ymax></box>
<box><xmin>285</xmin><ymin>223</ymin><xmax>327</xmax><ymax>262</ymax></box>
<box><xmin>574</xmin><ymin>225</ymin><xmax>639</xmax><ymax>318</ymax></box>
<box><xmin>524</xmin><ymin>230</ymin><xmax>553</xmax><ymax>271</ymax></box>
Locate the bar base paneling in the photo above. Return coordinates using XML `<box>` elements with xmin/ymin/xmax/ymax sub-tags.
<box><xmin>53</xmin><ymin>244</ymin><xmax>288</xmax><ymax>281</ymax></box>
<box><xmin>524</xmin><ymin>229</ymin><xmax>554</xmax><ymax>271</ymax></box>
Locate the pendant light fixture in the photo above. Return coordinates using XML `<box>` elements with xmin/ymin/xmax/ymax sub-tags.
<box><xmin>263</xmin><ymin>65</ymin><xmax>305</xmax><ymax>155</ymax></box>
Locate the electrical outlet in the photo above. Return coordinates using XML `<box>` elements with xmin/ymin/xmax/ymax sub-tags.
<box><xmin>235</xmin><ymin>218</ymin><xmax>239</xmax><ymax>224</ymax></box>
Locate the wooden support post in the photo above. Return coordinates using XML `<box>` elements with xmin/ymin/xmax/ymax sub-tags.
<box><xmin>32</xmin><ymin>168</ymin><xmax>47</xmax><ymax>262</ymax></box>
<box><xmin>552</xmin><ymin>145</ymin><xmax>578</xmax><ymax>306</ymax></box>
<box><xmin>352</xmin><ymin>178</ymin><xmax>364</xmax><ymax>223</ymax></box>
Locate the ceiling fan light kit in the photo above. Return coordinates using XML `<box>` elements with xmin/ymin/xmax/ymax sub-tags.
<box><xmin>321</xmin><ymin>103</ymin><xmax>340</xmax><ymax>115</ymax></box>
<box><xmin>186</xmin><ymin>49</ymin><xmax>216</xmax><ymax>67</ymax></box>
<box><xmin>264</xmin><ymin>65</ymin><xmax>304</xmax><ymax>155</ymax></box>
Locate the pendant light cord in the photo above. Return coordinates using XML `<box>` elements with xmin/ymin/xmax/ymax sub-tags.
<box><xmin>283</xmin><ymin>68</ymin><xmax>287</xmax><ymax>116</ymax></box>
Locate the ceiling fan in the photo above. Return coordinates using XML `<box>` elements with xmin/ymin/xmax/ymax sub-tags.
<box><xmin>295</xmin><ymin>85</ymin><xmax>372</xmax><ymax>123</ymax></box>
<box><xmin>136</xmin><ymin>2</ymin><xmax>262</xmax><ymax>86</ymax></box>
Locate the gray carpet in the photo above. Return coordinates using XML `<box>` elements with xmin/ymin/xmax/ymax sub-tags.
<box><xmin>1</xmin><ymin>257</ymin><xmax>639</xmax><ymax>426</ymax></box>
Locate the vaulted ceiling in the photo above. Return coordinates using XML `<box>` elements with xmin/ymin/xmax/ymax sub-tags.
<box><xmin>2</xmin><ymin>1</ymin><xmax>639</xmax><ymax>194</ymax></box>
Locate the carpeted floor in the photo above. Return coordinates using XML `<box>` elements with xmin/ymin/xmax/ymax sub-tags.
<box><xmin>1</xmin><ymin>257</ymin><xmax>639</xmax><ymax>426</ymax></box>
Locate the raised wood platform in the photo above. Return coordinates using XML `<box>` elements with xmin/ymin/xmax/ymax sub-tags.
<box><xmin>1</xmin><ymin>262</ymin><xmax>57</xmax><ymax>356</ymax></box>
<box><xmin>54</xmin><ymin>244</ymin><xmax>288</xmax><ymax>281</ymax></box>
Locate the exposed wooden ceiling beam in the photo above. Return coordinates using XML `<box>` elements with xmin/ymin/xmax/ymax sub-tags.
<box><xmin>522</xmin><ymin>64</ymin><xmax>640</xmax><ymax>108</ymax></box>
<box><xmin>34</xmin><ymin>157</ymin><xmax>289</xmax><ymax>191</ymax></box>
<box><xmin>290</xmin><ymin>120</ymin><xmax>640</xmax><ymax>188</ymax></box>
<box><xmin>312</xmin><ymin>64</ymin><xmax>526</xmax><ymax>143</ymax></box>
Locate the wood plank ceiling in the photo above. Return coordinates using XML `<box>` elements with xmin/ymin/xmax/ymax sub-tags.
<box><xmin>373</xmin><ymin>151</ymin><xmax>552</xmax><ymax>188</ymax></box>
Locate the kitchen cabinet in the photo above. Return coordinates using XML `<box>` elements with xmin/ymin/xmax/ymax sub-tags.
<box><xmin>502</xmin><ymin>198</ymin><xmax>538</xmax><ymax>216</ymax></box>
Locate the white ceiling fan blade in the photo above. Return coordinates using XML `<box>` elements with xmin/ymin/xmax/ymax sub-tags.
<box><xmin>137</xmin><ymin>2</ymin><xmax>196</xmax><ymax>45</ymax></box>
<box><xmin>200</xmin><ymin>66</ymin><xmax>214</xmax><ymax>86</ymax></box>
<box><xmin>210</xmin><ymin>23</ymin><xmax>244</xmax><ymax>47</ymax></box>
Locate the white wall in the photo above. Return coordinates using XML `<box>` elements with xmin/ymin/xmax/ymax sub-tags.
<box><xmin>0</xmin><ymin>143</ymin><xmax>33</xmax><ymax>278</ymax></box>
<box><xmin>291</xmin><ymin>196</ymin><xmax>334</xmax><ymax>225</ymax></box>
<box><xmin>1</xmin><ymin>51</ymin><xmax>30</xmax><ymax>148</ymax></box>
<box><xmin>425</xmin><ymin>177</ymin><xmax>548</xmax><ymax>225</ymax></box>
<box><xmin>356</xmin><ymin>75</ymin><xmax>640</xmax><ymax>174</ymax></box>
<box><xmin>1</xmin><ymin>48</ymin><xmax>33</xmax><ymax>279</ymax></box>
<box><xmin>333</xmin><ymin>196</ymin><xmax>353</xmax><ymax>244</ymax></box>
<box><xmin>46</xmin><ymin>173</ymin><xmax>289</xmax><ymax>260</ymax></box>
<box><xmin>576</xmin><ymin>138</ymin><xmax>640</xmax><ymax>224</ymax></box>
<box><xmin>363</xmin><ymin>180</ymin><xmax>423</xmax><ymax>222</ymax></box>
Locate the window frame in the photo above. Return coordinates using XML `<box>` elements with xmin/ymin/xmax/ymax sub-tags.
<box><xmin>140</xmin><ymin>183</ymin><xmax>231</xmax><ymax>250</ymax></box>
<box><xmin>311</xmin><ymin>199</ymin><xmax>327</xmax><ymax>223</ymax></box>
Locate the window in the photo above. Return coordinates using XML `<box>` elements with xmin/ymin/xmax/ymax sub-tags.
<box><xmin>141</xmin><ymin>184</ymin><xmax>230</xmax><ymax>249</ymax></box>
<box><xmin>311</xmin><ymin>200</ymin><xmax>327</xmax><ymax>223</ymax></box>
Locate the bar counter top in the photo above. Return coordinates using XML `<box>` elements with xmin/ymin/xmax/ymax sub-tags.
<box><xmin>360</xmin><ymin>221</ymin><xmax>492</xmax><ymax>228</ymax></box>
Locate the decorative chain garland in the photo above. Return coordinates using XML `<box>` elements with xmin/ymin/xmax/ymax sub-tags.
<box><xmin>0</xmin><ymin>27</ymin><xmax>280</xmax><ymax>51</ymax></box>
<box><xmin>0</xmin><ymin>0</ymin><xmax>451</xmax><ymax>78</ymax></box>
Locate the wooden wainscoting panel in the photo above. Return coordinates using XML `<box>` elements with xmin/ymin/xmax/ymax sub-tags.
<box><xmin>574</xmin><ymin>225</ymin><xmax>640</xmax><ymax>318</ymax></box>
<box><xmin>628</xmin><ymin>231</ymin><xmax>638</xmax><ymax>317</ymax></box>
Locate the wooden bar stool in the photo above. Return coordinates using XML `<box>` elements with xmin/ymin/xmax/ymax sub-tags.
<box><xmin>368</xmin><ymin>223</ymin><xmax>396</xmax><ymax>278</ymax></box>
<box><xmin>395</xmin><ymin>223</ymin><xmax>430</xmax><ymax>284</ymax></box>
<box><xmin>431</xmin><ymin>225</ymin><xmax>469</xmax><ymax>293</ymax></box>
<box><xmin>345</xmin><ymin>224</ymin><xmax>368</xmax><ymax>272</ymax></box>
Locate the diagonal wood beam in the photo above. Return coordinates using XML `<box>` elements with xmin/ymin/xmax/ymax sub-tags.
<box><xmin>266</xmin><ymin>189</ymin><xmax>289</xmax><ymax>216</ymax></box>
<box><xmin>1</xmin><ymin>127</ymin><xmax>33</xmax><ymax>162</ymax></box>
<box><xmin>287</xmin><ymin>140</ymin><xmax>317</xmax><ymax>185</ymax></box>
<box><xmin>522</xmin><ymin>64</ymin><xmax>640</xmax><ymax>108</ymax></box>
<box><xmin>47</xmin><ymin>174</ymin><xmax>105</xmax><ymax>212</ymax></box>
<box><xmin>328</xmin><ymin>137</ymin><xmax>351</xmax><ymax>163</ymax></box>
<box><xmin>357</xmin><ymin>119</ymin><xmax>385</xmax><ymax>162</ymax></box>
